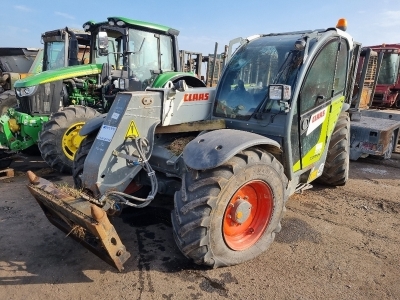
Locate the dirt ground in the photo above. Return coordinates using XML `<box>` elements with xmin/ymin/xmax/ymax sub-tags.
<box><xmin>0</xmin><ymin>152</ymin><xmax>399</xmax><ymax>300</ymax></box>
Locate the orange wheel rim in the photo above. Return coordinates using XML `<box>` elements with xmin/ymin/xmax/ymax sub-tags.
<box><xmin>223</xmin><ymin>180</ymin><xmax>273</xmax><ymax>250</ymax></box>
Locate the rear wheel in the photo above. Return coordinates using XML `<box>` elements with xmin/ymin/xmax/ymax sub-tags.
<box><xmin>317</xmin><ymin>111</ymin><xmax>350</xmax><ymax>186</ymax></box>
<box><xmin>39</xmin><ymin>106</ymin><xmax>100</xmax><ymax>174</ymax></box>
<box><xmin>171</xmin><ymin>148</ymin><xmax>287</xmax><ymax>267</ymax></box>
<box><xmin>0</xmin><ymin>150</ymin><xmax>13</xmax><ymax>169</ymax></box>
<box><xmin>0</xmin><ymin>90</ymin><xmax>17</xmax><ymax>115</ymax></box>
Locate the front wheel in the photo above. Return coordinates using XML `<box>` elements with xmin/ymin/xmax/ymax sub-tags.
<box><xmin>171</xmin><ymin>148</ymin><xmax>288</xmax><ymax>268</ymax></box>
<box><xmin>38</xmin><ymin>106</ymin><xmax>100</xmax><ymax>174</ymax></box>
<box><xmin>0</xmin><ymin>150</ymin><xmax>13</xmax><ymax>169</ymax></box>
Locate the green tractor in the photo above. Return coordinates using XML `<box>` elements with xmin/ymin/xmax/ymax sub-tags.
<box><xmin>27</xmin><ymin>19</ymin><xmax>358</xmax><ymax>271</ymax></box>
<box><xmin>0</xmin><ymin>27</ymin><xmax>91</xmax><ymax>169</ymax></box>
<box><xmin>10</xmin><ymin>17</ymin><xmax>205</xmax><ymax>174</ymax></box>
<box><xmin>0</xmin><ymin>47</ymin><xmax>41</xmax><ymax>169</ymax></box>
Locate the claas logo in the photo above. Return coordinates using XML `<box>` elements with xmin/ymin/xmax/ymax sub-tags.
<box><xmin>311</xmin><ymin>110</ymin><xmax>325</xmax><ymax>123</ymax></box>
<box><xmin>183</xmin><ymin>93</ymin><xmax>209</xmax><ymax>102</ymax></box>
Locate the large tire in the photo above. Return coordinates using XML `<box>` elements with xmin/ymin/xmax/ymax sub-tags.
<box><xmin>317</xmin><ymin>112</ymin><xmax>350</xmax><ymax>186</ymax></box>
<box><xmin>38</xmin><ymin>106</ymin><xmax>100</xmax><ymax>174</ymax></box>
<box><xmin>0</xmin><ymin>90</ymin><xmax>18</xmax><ymax>115</ymax></box>
<box><xmin>72</xmin><ymin>133</ymin><xmax>96</xmax><ymax>188</ymax></box>
<box><xmin>0</xmin><ymin>150</ymin><xmax>13</xmax><ymax>169</ymax></box>
<box><xmin>171</xmin><ymin>148</ymin><xmax>288</xmax><ymax>268</ymax></box>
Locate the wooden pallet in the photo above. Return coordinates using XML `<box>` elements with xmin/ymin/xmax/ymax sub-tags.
<box><xmin>0</xmin><ymin>168</ymin><xmax>14</xmax><ymax>180</ymax></box>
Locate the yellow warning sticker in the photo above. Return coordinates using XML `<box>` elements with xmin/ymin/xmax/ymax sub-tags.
<box><xmin>125</xmin><ymin>121</ymin><xmax>140</xmax><ymax>138</ymax></box>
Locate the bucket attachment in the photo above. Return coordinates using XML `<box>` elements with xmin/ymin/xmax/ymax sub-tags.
<box><xmin>26</xmin><ymin>171</ymin><xmax>130</xmax><ymax>271</ymax></box>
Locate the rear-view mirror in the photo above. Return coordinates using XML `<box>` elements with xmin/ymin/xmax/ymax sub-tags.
<box><xmin>98</xmin><ymin>31</ymin><xmax>109</xmax><ymax>56</ymax></box>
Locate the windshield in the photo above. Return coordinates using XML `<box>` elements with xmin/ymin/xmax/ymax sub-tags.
<box><xmin>127</xmin><ymin>28</ymin><xmax>173</xmax><ymax>83</ymax></box>
<box><xmin>93</xmin><ymin>29</ymin><xmax>121</xmax><ymax>67</ymax></box>
<box><xmin>214</xmin><ymin>34</ymin><xmax>304</xmax><ymax>119</ymax></box>
<box><xmin>377</xmin><ymin>52</ymin><xmax>400</xmax><ymax>84</ymax></box>
<box><xmin>44</xmin><ymin>41</ymin><xmax>66</xmax><ymax>70</ymax></box>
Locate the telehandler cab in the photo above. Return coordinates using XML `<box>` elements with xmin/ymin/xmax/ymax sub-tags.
<box><xmin>27</xmin><ymin>19</ymin><xmax>357</xmax><ymax>271</ymax></box>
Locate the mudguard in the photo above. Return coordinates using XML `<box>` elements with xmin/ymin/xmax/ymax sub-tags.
<box><xmin>79</xmin><ymin>113</ymin><xmax>106</xmax><ymax>136</ymax></box>
<box><xmin>182</xmin><ymin>129</ymin><xmax>281</xmax><ymax>170</ymax></box>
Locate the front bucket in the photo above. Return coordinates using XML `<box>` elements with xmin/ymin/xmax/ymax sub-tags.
<box><xmin>26</xmin><ymin>171</ymin><xmax>130</xmax><ymax>271</ymax></box>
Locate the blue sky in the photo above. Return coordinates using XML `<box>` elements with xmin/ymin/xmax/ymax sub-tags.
<box><xmin>1</xmin><ymin>0</ymin><xmax>400</xmax><ymax>55</ymax></box>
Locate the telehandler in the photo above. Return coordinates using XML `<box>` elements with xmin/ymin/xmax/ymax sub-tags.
<box><xmin>27</xmin><ymin>19</ymin><xmax>357</xmax><ymax>271</ymax></box>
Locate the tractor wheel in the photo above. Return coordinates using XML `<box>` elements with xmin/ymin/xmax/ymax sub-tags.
<box><xmin>39</xmin><ymin>106</ymin><xmax>100</xmax><ymax>174</ymax></box>
<box><xmin>171</xmin><ymin>148</ymin><xmax>288</xmax><ymax>268</ymax></box>
<box><xmin>0</xmin><ymin>150</ymin><xmax>13</xmax><ymax>169</ymax></box>
<box><xmin>317</xmin><ymin>111</ymin><xmax>350</xmax><ymax>186</ymax></box>
<box><xmin>72</xmin><ymin>133</ymin><xmax>96</xmax><ymax>188</ymax></box>
<box><xmin>0</xmin><ymin>90</ymin><xmax>18</xmax><ymax>115</ymax></box>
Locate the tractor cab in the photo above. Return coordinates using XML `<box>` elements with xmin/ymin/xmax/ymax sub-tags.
<box><xmin>366</xmin><ymin>44</ymin><xmax>400</xmax><ymax>107</ymax></box>
<box><xmin>82</xmin><ymin>17</ymin><xmax>203</xmax><ymax>93</ymax></box>
<box><xmin>41</xmin><ymin>28</ymin><xmax>91</xmax><ymax>71</ymax></box>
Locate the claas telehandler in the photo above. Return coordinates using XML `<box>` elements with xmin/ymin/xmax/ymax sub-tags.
<box><xmin>27</xmin><ymin>19</ymin><xmax>358</xmax><ymax>271</ymax></box>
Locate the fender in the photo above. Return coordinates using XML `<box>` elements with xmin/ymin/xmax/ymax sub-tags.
<box><xmin>79</xmin><ymin>113</ymin><xmax>106</xmax><ymax>136</ymax></box>
<box><xmin>183</xmin><ymin>129</ymin><xmax>281</xmax><ymax>170</ymax></box>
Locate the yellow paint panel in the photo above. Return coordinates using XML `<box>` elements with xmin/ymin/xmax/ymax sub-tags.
<box><xmin>308</xmin><ymin>169</ymin><xmax>318</xmax><ymax>182</ymax></box>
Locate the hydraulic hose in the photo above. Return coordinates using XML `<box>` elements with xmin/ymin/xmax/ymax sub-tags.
<box><xmin>104</xmin><ymin>137</ymin><xmax>158</xmax><ymax>208</ymax></box>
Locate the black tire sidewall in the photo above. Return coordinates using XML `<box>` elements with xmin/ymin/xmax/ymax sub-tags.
<box><xmin>208</xmin><ymin>162</ymin><xmax>285</xmax><ymax>265</ymax></box>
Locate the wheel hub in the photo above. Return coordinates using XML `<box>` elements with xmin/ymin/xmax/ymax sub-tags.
<box><xmin>62</xmin><ymin>122</ymin><xmax>85</xmax><ymax>160</ymax></box>
<box><xmin>230</xmin><ymin>198</ymin><xmax>252</xmax><ymax>224</ymax></box>
<box><xmin>223</xmin><ymin>180</ymin><xmax>273</xmax><ymax>251</ymax></box>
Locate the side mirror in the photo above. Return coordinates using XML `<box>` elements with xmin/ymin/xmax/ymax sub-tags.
<box><xmin>98</xmin><ymin>31</ymin><xmax>109</xmax><ymax>56</ymax></box>
<box><xmin>269</xmin><ymin>84</ymin><xmax>291</xmax><ymax>113</ymax></box>
<box><xmin>269</xmin><ymin>84</ymin><xmax>291</xmax><ymax>101</ymax></box>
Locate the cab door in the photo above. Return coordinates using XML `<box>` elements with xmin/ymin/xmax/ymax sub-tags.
<box><xmin>294</xmin><ymin>37</ymin><xmax>349</xmax><ymax>171</ymax></box>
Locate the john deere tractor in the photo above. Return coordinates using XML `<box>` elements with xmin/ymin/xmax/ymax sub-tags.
<box><xmin>0</xmin><ymin>27</ymin><xmax>90</xmax><ymax>168</ymax></box>
<box><xmin>27</xmin><ymin>19</ymin><xmax>357</xmax><ymax>271</ymax></box>
<box><xmin>10</xmin><ymin>17</ymin><xmax>205</xmax><ymax>174</ymax></box>
<box><xmin>0</xmin><ymin>47</ymin><xmax>42</xmax><ymax>169</ymax></box>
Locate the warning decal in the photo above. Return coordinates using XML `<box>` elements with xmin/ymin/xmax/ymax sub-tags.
<box><xmin>125</xmin><ymin>121</ymin><xmax>140</xmax><ymax>138</ymax></box>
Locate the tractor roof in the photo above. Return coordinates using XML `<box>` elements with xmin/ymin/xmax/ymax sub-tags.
<box><xmin>83</xmin><ymin>16</ymin><xmax>179</xmax><ymax>36</ymax></box>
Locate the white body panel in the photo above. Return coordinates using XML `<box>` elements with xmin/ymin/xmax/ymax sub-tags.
<box><xmin>161</xmin><ymin>87</ymin><xmax>216</xmax><ymax>126</ymax></box>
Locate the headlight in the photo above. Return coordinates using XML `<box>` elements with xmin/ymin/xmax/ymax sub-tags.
<box><xmin>15</xmin><ymin>85</ymin><xmax>38</xmax><ymax>97</ymax></box>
